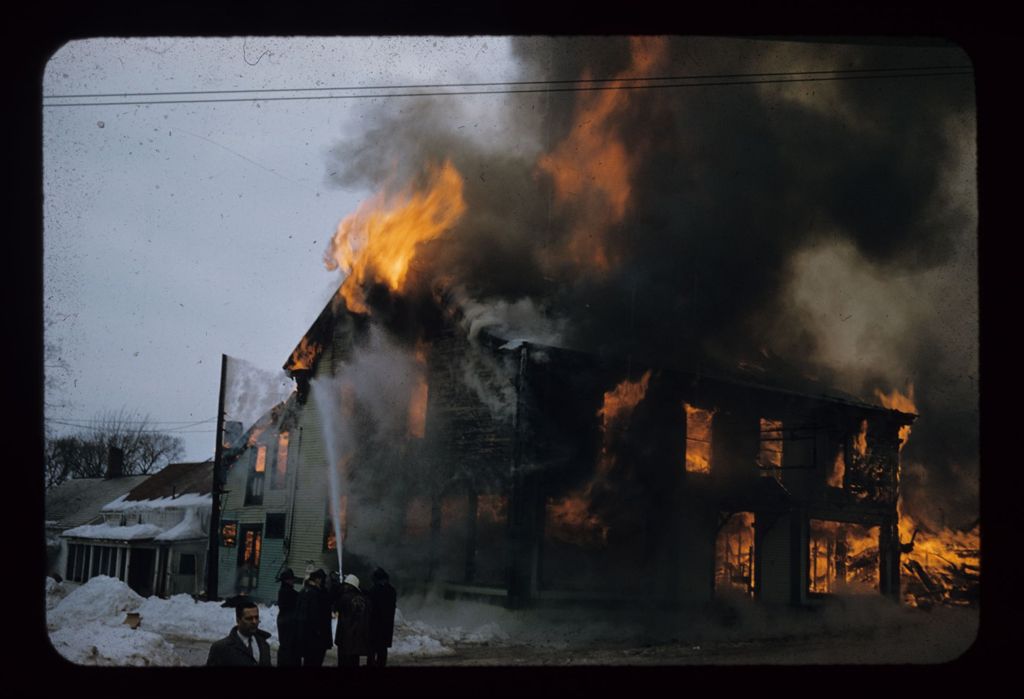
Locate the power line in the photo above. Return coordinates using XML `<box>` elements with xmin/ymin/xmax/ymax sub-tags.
<box><xmin>46</xmin><ymin>416</ymin><xmax>217</xmax><ymax>425</ymax></box>
<box><xmin>44</xmin><ymin>65</ymin><xmax>971</xmax><ymax>100</ymax></box>
<box><xmin>43</xmin><ymin>69</ymin><xmax>972</xmax><ymax>108</ymax></box>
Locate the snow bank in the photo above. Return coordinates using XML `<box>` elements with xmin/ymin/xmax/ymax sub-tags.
<box><xmin>390</xmin><ymin>606</ymin><xmax>508</xmax><ymax>657</ymax></box>
<box><xmin>49</xmin><ymin>622</ymin><xmax>184</xmax><ymax>666</ymax></box>
<box><xmin>136</xmin><ymin>594</ymin><xmax>238</xmax><ymax>641</ymax></box>
<box><xmin>48</xmin><ymin>575</ymin><xmax>143</xmax><ymax>628</ymax></box>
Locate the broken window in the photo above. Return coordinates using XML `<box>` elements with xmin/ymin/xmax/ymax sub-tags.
<box><xmin>758</xmin><ymin>418</ymin><xmax>784</xmax><ymax>481</ymax></box>
<box><xmin>265</xmin><ymin>512</ymin><xmax>286</xmax><ymax>539</ymax></box>
<box><xmin>684</xmin><ymin>403</ymin><xmax>714</xmax><ymax>474</ymax></box>
<box><xmin>220</xmin><ymin>521</ymin><xmax>237</xmax><ymax>547</ymax></box>
<box><xmin>808</xmin><ymin>519</ymin><xmax>880</xmax><ymax>594</ymax></box>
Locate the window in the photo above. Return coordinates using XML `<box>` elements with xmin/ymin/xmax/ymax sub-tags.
<box><xmin>265</xmin><ymin>513</ymin><xmax>286</xmax><ymax>539</ymax></box>
<box><xmin>684</xmin><ymin>403</ymin><xmax>714</xmax><ymax>473</ymax></box>
<box><xmin>245</xmin><ymin>446</ymin><xmax>266</xmax><ymax>506</ymax></box>
<box><xmin>221</xmin><ymin>521</ymin><xmax>238</xmax><ymax>547</ymax></box>
<box><xmin>179</xmin><ymin>553</ymin><xmax>196</xmax><ymax>575</ymax></box>
<box><xmin>271</xmin><ymin>432</ymin><xmax>290</xmax><ymax>490</ymax></box>
<box><xmin>758</xmin><ymin>418</ymin><xmax>784</xmax><ymax>481</ymax></box>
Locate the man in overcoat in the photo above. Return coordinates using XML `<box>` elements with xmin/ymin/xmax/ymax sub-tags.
<box><xmin>295</xmin><ymin>569</ymin><xmax>333</xmax><ymax>667</ymax></box>
<box><xmin>275</xmin><ymin>568</ymin><xmax>300</xmax><ymax>666</ymax></box>
<box><xmin>206</xmin><ymin>600</ymin><xmax>273</xmax><ymax>666</ymax></box>
<box><xmin>367</xmin><ymin>567</ymin><xmax>397</xmax><ymax>667</ymax></box>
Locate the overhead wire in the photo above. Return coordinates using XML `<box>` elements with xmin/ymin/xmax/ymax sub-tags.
<box><xmin>43</xmin><ymin>66</ymin><xmax>973</xmax><ymax>108</ymax></box>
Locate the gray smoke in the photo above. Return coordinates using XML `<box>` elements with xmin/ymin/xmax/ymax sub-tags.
<box><xmin>323</xmin><ymin>37</ymin><xmax>977</xmax><ymax>529</ymax></box>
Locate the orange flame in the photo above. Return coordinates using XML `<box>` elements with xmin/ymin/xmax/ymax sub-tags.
<box><xmin>536</xmin><ymin>37</ymin><xmax>667</xmax><ymax>273</ymax></box>
<box><xmin>288</xmin><ymin>336</ymin><xmax>322</xmax><ymax>372</ymax></box>
<box><xmin>809</xmin><ymin>519</ymin><xmax>880</xmax><ymax>594</ymax></box>
<box><xmin>684</xmin><ymin>403</ymin><xmax>714</xmax><ymax>474</ymax></box>
<box><xmin>853</xmin><ymin>419</ymin><xmax>868</xmax><ymax>457</ymax></box>
<box><xmin>325</xmin><ymin>160</ymin><xmax>467</xmax><ymax>313</ymax></box>
<box><xmin>874</xmin><ymin>384</ymin><xmax>916</xmax><ymax>451</ymax></box>
<box><xmin>897</xmin><ymin>499</ymin><xmax>980</xmax><ymax>607</ymax></box>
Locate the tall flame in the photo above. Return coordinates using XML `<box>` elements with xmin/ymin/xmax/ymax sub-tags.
<box><xmin>325</xmin><ymin>160</ymin><xmax>467</xmax><ymax>313</ymax></box>
<box><xmin>684</xmin><ymin>403</ymin><xmax>714</xmax><ymax>474</ymax></box>
<box><xmin>536</xmin><ymin>37</ymin><xmax>667</xmax><ymax>273</ymax></box>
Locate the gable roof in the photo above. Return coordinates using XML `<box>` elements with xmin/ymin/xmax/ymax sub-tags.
<box><xmin>44</xmin><ymin>475</ymin><xmax>150</xmax><ymax>531</ymax></box>
<box><xmin>122</xmin><ymin>461</ymin><xmax>213</xmax><ymax>502</ymax></box>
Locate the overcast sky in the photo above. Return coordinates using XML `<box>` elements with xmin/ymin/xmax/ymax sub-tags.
<box><xmin>43</xmin><ymin>37</ymin><xmax>523</xmax><ymax>460</ymax></box>
<box><xmin>42</xmin><ymin>36</ymin><xmax>977</xmax><ymax>530</ymax></box>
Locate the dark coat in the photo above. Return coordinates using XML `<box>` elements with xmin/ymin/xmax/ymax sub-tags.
<box><xmin>276</xmin><ymin>582</ymin><xmax>300</xmax><ymax>665</ymax></box>
<box><xmin>295</xmin><ymin>584</ymin><xmax>333</xmax><ymax>654</ymax></box>
<box><xmin>206</xmin><ymin>627</ymin><xmax>273</xmax><ymax>666</ymax></box>
<box><xmin>367</xmin><ymin>581</ymin><xmax>397</xmax><ymax>648</ymax></box>
<box><xmin>334</xmin><ymin>585</ymin><xmax>372</xmax><ymax>656</ymax></box>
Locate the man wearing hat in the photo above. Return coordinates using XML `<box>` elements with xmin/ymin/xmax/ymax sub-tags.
<box><xmin>275</xmin><ymin>568</ymin><xmax>300</xmax><ymax>667</ymax></box>
<box><xmin>367</xmin><ymin>567</ymin><xmax>398</xmax><ymax>667</ymax></box>
<box><xmin>295</xmin><ymin>569</ymin><xmax>333</xmax><ymax>667</ymax></box>
<box><xmin>206</xmin><ymin>599</ymin><xmax>273</xmax><ymax>666</ymax></box>
<box><xmin>334</xmin><ymin>573</ymin><xmax>372</xmax><ymax>667</ymax></box>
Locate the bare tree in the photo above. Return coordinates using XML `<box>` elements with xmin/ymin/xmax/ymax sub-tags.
<box><xmin>44</xmin><ymin>409</ymin><xmax>185</xmax><ymax>489</ymax></box>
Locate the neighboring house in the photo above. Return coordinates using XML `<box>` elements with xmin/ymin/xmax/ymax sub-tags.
<box><xmin>45</xmin><ymin>458</ymin><xmax>148</xmax><ymax>584</ymax></box>
<box><xmin>215</xmin><ymin>293</ymin><xmax>915</xmax><ymax>608</ymax></box>
<box><xmin>59</xmin><ymin>461</ymin><xmax>213</xmax><ymax>598</ymax></box>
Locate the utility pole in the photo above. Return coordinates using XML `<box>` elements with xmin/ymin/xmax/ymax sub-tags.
<box><xmin>206</xmin><ymin>353</ymin><xmax>228</xmax><ymax>601</ymax></box>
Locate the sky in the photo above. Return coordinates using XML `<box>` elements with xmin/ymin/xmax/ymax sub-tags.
<box><xmin>43</xmin><ymin>37</ymin><xmax>523</xmax><ymax>461</ymax></box>
<box><xmin>42</xmin><ymin>36</ymin><xmax>977</xmax><ymax>530</ymax></box>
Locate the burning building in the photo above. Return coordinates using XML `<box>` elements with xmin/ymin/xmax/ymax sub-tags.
<box><xmin>215</xmin><ymin>290</ymin><xmax>914</xmax><ymax>608</ymax></box>
<box><xmin>212</xmin><ymin>37</ymin><xmax>974</xmax><ymax>609</ymax></box>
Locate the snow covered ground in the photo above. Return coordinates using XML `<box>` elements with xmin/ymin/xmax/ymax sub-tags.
<box><xmin>45</xmin><ymin>576</ymin><xmax>504</xmax><ymax>666</ymax></box>
<box><xmin>44</xmin><ymin>576</ymin><xmax>980</xmax><ymax>666</ymax></box>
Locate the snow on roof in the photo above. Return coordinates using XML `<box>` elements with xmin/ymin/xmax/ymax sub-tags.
<box><xmin>44</xmin><ymin>475</ymin><xmax>150</xmax><ymax>530</ymax></box>
<box><xmin>62</xmin><ymin>522</ymin><xmax>164</xmax><ymax>541</ymax></box>
<box><xmin>154</xmin><ymin>506</ymin><xmax>206</xmax><ymax>541</ymax></box>
<box><xmin>102</xmin><ymin>491</ymin><xmax>211</xmax><ymax>513</ymax></box>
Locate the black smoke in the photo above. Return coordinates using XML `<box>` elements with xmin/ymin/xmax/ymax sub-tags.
<box><xmin>323</xmin><ymin>37</ymin><xmax>977</xmax><ymax>529</ymax></box>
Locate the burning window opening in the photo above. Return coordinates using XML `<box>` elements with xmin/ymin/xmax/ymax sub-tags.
<box><xmin>407</xmin><ymin>376</ymin><xmax>429</xmax><ymax>438</ymax></box>
<box><xmin>715</xmin><ymin>511</ymin><xmax>755</xmax><ymax>597</ymax></box>
<box><xmin>323</xmin><ymin>495</ymin><xmax>348</xmax><ymax>552</ymax></box>
<box><xmin>684</xmin><ymin>403</ymin><xmax>714</xmax><ymax>474</ymax></box>
<box><xmin>254</xmin><ymin>446</ymin><xmax>267</xmax><ymax>473</ymax></box>
<box><xmin>758</xmin><ymin>418</ymin><xmax>784</xmax><ymax>481</ymax></box>
<box><xmin>271</xmin><ymin>432</ymin><xmax>289</xmax><ymax>489</ymax></box>
<box><xmin>476</xmin><ymin>494</ymin><xmax>507</xmax><ymax>525</ymax></box>
<box><xmin>808</xmin><ymin>519</ymin><xmax>880</xmax><ymax>595</ymax></box>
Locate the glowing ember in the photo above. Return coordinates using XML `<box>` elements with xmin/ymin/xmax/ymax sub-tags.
<box><xmin>325</xmin><ymin>160</ymin><xmax>467</xmax><ymax>314</ymax></box>
<box><xmin>476</xmin><ymin>494</ymin><xmax>507</xmax><ymax>524</ymax></box>
<box><xmin>684</xmin><ymin>403</ymin><xmax>714</xmax><ymax>474</ymax></box>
